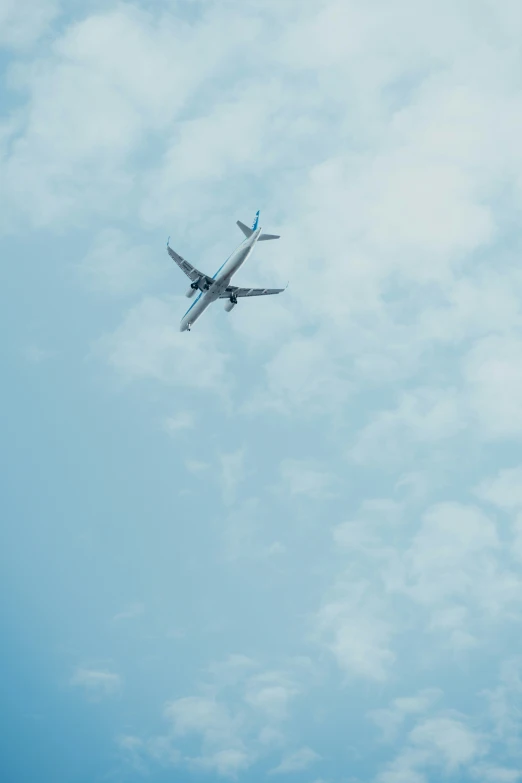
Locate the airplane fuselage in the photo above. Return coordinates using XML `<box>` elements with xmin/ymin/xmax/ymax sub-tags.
<box><xmin>180</xmin><ymin>227</ymin><xmax>262</xmax><ymax>332</ymax></box>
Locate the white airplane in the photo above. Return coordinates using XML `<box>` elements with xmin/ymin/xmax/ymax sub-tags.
<box><xmin>167</xmin><ymin>211</ymin><xmax>286</xmax><ymax>332</ymax></box>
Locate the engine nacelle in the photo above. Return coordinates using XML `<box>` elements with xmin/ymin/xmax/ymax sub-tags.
<box><xmin>186</xmin><ymin>286</ymin><xmax>197</xmax><ymax>298</ymax></box>
<box><xmin>224</xmin><ymin>299</ymin><xmax>236</xmax><ymax>313</ymax></box>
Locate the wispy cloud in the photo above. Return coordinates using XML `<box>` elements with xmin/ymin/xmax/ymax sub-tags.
<box><xmin>78</xmin><ymin>229</ymin><xmax>166</xmax><ymax>297</ymax></box>
<box><xmin>371</xmin><ymin>656</ymin><xmax>522</xmax><ymax>782</ymax></box>
<box><xmin>349</xmin><ymin>387</ymin><xmax>464</xmax><ymax>467</ymax></box>
<box><xmin>96</xmin><ymin>297</ymin><xmax>229</xmax><ymax>391</ymax></box>
<box><xmin>163</xmin><ymin>411</ymin><xmax>194</xmax><ymax>435</ymax></box>
<box><xmin>472</xmin><ymin>766</ymin><xmax>522</xmax><ymax>783</ymax></box>
<box><xmin>269</xmin><ymin>746</ymin><xmax>321</xmax><ymax>775</ymax></box>
<box><xmin>369</xmin><ymin>689</ymin><xmax>443</xmax><ymax>744</ymax></box>
<box><xmin>316</xmin><ymin>585</ymin><xmax>395</xmax><ymax>682</ymax></box>
<box><xmin>112</xmin><ymin>602</ymin><xmax>145</xmax><ymax>622</ymax></box>
<box><xmin>315</xmin><ymin>488</ymin><xmax>522</xmax><ymax>685</ymax></box>
<box><xmin>279</xmin><ymin>459</ymin><xmax>338</xmax><ymax>499</ymax></box>
<box><xmin>70</xmin><ymin>667</ymin><xmax>121</xmax><ymax>699</ymax></box>
<box><xmin>120</xmin><ymin>654</ymin><xmax>317</xmax><ymax>779</ymax></box>
<box><xmin>23</xmin><ymin>344</ymin><xmax>55</xmax><ymax>364</ymax></box>
<box><xmin>185</xmin><ymin>459</ymin><xmax>210</xmax><ymax>474</ymax></box>
<box><xmin>372</xmin><ymin>690</ymin><xmax>488</xmax><ymax>783</ymax></box>
<box><xmin>0</xmin><ymin>0</ymin><xmax>59</xmax><ymax>49</ymax></box>
<box><xmin>476</xmin><ymin>466</ymin><xmax>522</xmax><ymax>512</ymax></box>
<box><xmin>219</xmin><ymin>448</ymin><xmax>246</xmax><ymax>506</ymax></box>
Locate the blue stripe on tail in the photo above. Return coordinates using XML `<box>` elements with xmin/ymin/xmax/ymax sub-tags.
<box><xmin>252</xmin><ymin>210</ymin><xmax>260</xmax><ymax>230</ymax></box>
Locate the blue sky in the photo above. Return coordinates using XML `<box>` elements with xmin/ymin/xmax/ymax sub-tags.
<box><xmin>2</xmin><ymin>1</ymin><xmax>522</xmax><ymax>781</ymax></box>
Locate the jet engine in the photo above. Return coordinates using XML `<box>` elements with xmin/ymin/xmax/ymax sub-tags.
<box><xmin>185</xmin><ymin>280</ymin><xmax>200</xmax><ymax>298</ymax></box>
<box><xmin>224</xmin><ymin>299</ymin><xmax>236</xmax><ymax>312</ymax></box>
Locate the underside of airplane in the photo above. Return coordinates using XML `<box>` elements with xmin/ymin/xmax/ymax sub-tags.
<box><xmin>166</xmin><ymin>211</ymin><xmax>286</xmax><ymax>331</ymax></box>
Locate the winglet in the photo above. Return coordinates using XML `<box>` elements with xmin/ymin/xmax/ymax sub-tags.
<box><xmin>252</xmin><ymin>210</ymin><xmax>260</xmax><ymax>230</ymax></box>
<box><xmin>167</xmin><ymin>236</ymin><xmax>170</xmax><ymax>247</ymax></box>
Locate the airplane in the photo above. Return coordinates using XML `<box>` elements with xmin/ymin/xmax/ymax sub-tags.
<box><xmin>167</xmin><ymin>211</ymin><xmax>286</xmax><ymax>332</ymax></box>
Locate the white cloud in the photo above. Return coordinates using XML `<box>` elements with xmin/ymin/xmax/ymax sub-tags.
<box><xmin>125</xmin><ymin>655</ymin><xmax>312</xmax><ymax>779</ymax></box>
<box><xmin>316</xmin><ymin>584</ymin><xmax>395</xmax><ymax>682</ymax></box>
<box><xmin>163</xmin><ymin>411</ymin><xmax>194</xmax><ymax>435</ymax></box>
<box><xmin>219</xmin><ymin>449</ymin><xmax>246</xmax><ymax>506</ymax></box>
<box><xmin>472</xmin><ymin>765</ymin><xmax>522</xmax><ymax>783</ymax></box>
<box><xmin>350</xmin><ymin>387</ymin><xmax>464</xmax><ymax>466</ymax></box>
<box><xmin>166</xmin><ymin>695</ymin><xmax>240</xmax><ymax>747</ymax></box>
<box><xmin>185</xmin><ymin>460</ymin><xmax>210</xmax><ymax>474</ymax></box>
<box><xmin>244</xmin><ymin>670</ymin><xmax>300</xmax><ymax>721</ymax></box>
<box><xmin>145</xmin><ymin>735</ymin><xmax>181</xmax><ymax>766</ymax></box>
<box><xmin>162</xmin><ymin>692</ymin><xmax>252</xmax><ymax>775</ymax></box>
<box><xmin>333</xmin><ymin>499</ymin><xmax>402</xmax><ymax>553</ymax></box>
<box><xmin>409</xmin><ymin>717</ymin><xmax>484</xmax><ymax>771</ymax></box>
<box><xmin>476</xmin><ymin>466</ymin><xmax>522</xmax><ymax>511</ymax></box>
<box><xmin>117</xmin><ymin>735</ymin><xmax>149</xmax><ymax>774</ymax></box>
<box><xmin>386</xmin><ymin>502</ymin><xmax>522</xmax><ymax>649</ymax></box>
<box><xmin>375</xmin><ymin>699</ymin><xmax>486</xmax><ymax>783</ymax></box>
<box><xmin>376</xmin><ymin>752</ymin><xmax>430</xmax><ymax>783</ymax></box>
<box><xmin>400</xmin><ymin>503</ymin><xmax>500</xmax><ymax>606</ymax></box>
<box><xmin>141</xmin><ymin>87</ymin><xmax>283</xmax><ymax>225</ymax></box>
<box><xmin>349</xmin><ymin>331</ymin><xmax>522</xmax><ymax>461</ymax></box>
<box><xmin>96</xmin><ymin>296</ymin><xmax>229</xmax><ymax>391</ymax></box>
<box><xmin>370</xmin><ymin>689</ymin><xmax>442</xmax><ymax>743</ymax></box>
<box><xmin>229</xmin><ymin>295</ymin><xmax>298</xmax><ymax>347</ymax></box>
<box><xmin>265</xmin><ymin>541</ymin><xmax>286</xmax><ymax>556</ymax></box>
<box><xmin>258</xmin><ymin>726</ymin><xmax>286</xmax><ymax>748</ymax></box>
<box><xmin>78</xmin><ymin>229</ymin><xmax>166</xmax><ymax>297</ymax></box>
<box><xmin>24</xmin><ymin>344</ymin><xmax>55</xmax><ymax>364</ymax></box>
<box><xmin>316</xmin><ymin>499</ymin><xmax>406</xmax><ymax>680</ymax></box>
<box><xmin>280</xmin><ymin>459</ymin><xmax>337</xmax><ymax>499</ymax></box>
<box><xmin>113</xmin><ymin>602</ymin><xmax>145</xmax><ymax>622</ymax></box>
<box><xmin>246</xmin><ymin>336</ymin><xmax>354</xmax><ymax>417</ymax></box>
<box><xmin>220</xmin><ymin>498</ymin><xmax>261</xmax><ymax>562</ymax></box>
<box><xmin>1</xmin><ymin>4</ymin><xmax>257</xmax><ymax>229</ymax></box>
<box><xmin>117</xmin><ymin>734</ymin><xmax>180</xmax><ymax>772</ymax></box>
<box><xmin>0</xmin><ymin>0</ymin><xmax>59</xmax><ymax>48</ymax></box>
<box><xmin>464</xmin><ymin>336</ymin><xmax>522</xmax><ymax>439</ymax></box>
<box><xmin>483</xmin><ymin>657</ymin><xmax>522</xmax><ymax>751</ymax></box>
<box><xmin>321</xmin><ymin>497</ymin><xmax>522</xmax><ymax>673</ymax></box>
<box><xmin>426</xmin><ymin>606</ymin><xmax>478</xmax><ymax>652</ymax></box>
<box><xmin>70</xmin><ymin>667</ymin><xmax>121</xmax><ymax>698</ymax></box>
<box><xmin>476</xmin><ymin>468</ymin><xmax>522</xmax><ymax>565</ymax></box>
<box><xmin>206</xmin><ymin>654</ymin><xmax>257</xmax><ymax>681</ymax></box>
<box><xmin>417</xmin><ymin>269</ymin><xmax>522</xmax><ymax>346</ymax></box>
<box><xmin>193</xmin><ymin>749</ymin><xmax>251</xmax><ymax>778</ymax></box>
<box><xmin>269</xmin><ymin>746</ymin><xmax>321</xmax><ymax>775</ymax></box>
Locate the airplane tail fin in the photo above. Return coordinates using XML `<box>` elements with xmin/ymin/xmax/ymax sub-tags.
<box><xmin>237</xmin><ymin>210</ymin><xmax>280</xmax><ymax>240</ymax></box>
<box><xmin>236</xmin><ymin>220</ymin><xmax>253</xmax><ymax>238</ymax></box>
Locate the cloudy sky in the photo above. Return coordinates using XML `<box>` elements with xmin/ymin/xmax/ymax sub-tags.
<box><xmin>2</xmin><ymin>0</ymin><xmax>522</xmax><ymax>781</ymax></box>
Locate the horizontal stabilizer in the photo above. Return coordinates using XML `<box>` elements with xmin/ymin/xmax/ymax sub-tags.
<box><xmin>237</xmin><ymin>220</ymin><xmax>253</xmax><ymax>238</ymax></box>
<box><xmin>258</xmin><ymin>233</ymin><xmax>280</xmax><ymax>241</ymax></box>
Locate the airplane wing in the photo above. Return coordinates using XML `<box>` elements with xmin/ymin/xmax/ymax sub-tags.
<box><xmin>219</xmin><ymin>286</ymin><xmax>286</xmax><ymax>298</ymax></box>
<box><xmin>167</xmin><ymin>244</ymin><xmax>214</xmax><ymax>288</ymax></box>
